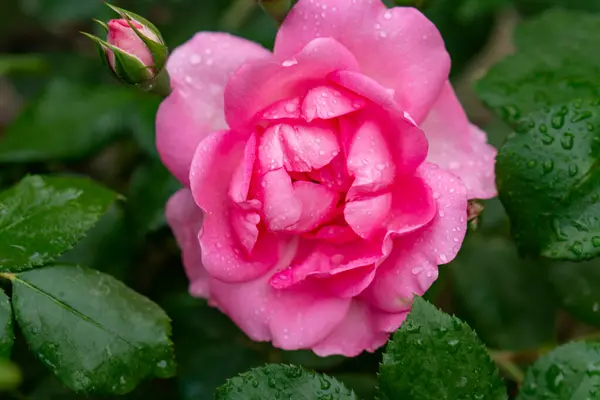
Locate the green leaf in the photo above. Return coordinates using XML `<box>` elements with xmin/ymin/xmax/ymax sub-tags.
<box><xmin>0</xmin><ymin>80</ymin><xmax>137</xmax><ymax>162</ymax></box>
<box><xmin>11</xmin><ymin>265</ymin><xmax>175</xmax><ymax>395</ymax></box>
<box><xmin>549</xmin><ymin>259</ymin><xmax>600</xmax><ymax>326</ymax></box>
<box><xmin>0</xmin><ymin>359</ymin><xmax>22</xmax><ymax>392</ymax></box>
<box><xmin>378</xmin><ymin>297</ymin><xmax>506</xmax><ymax>400</ymax></box>
<box><xmin>0</xmin><ymin>289</ymin><xmax>13</xmax><ymax>359</ymax></box>
<box><xmin>451</xmin><ymin>234</ymin><xmax>557</xmax><ymax>350</ymax></box>
<box><xmin>476</xmin><ymin>10</ymin><xmax>600</xmax><ymax>126</ymax></box>
<box><xmin>215</xmin><ymin>364</ymin><xmax>357</xmax><ymax>400</ymax></box>
<box><xmin>496</xmin><ymin>98</ymin><xmax>600</xmax><ymax>260</ymax></box>
<box><xmin>517</xmin><ymin>342</ymin><xmax>600</xmax><ymax>399</ymax></box>
<box><xmin>0</xmin><ymin>175</ymin><xmax>118</xmax><ymax>272</ymax></box>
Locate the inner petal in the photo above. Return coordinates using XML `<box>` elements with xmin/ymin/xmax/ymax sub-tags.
<box><xmin>279</xmin><ymin>120</ymin><xmax>340</xmax><ymax>172</ymax></box>
<box><xmin>302</xmin><ymin>84</ymin><xmax>368</xmax><ymax>122</ymax></box>
<box><xmin>259</xmin><ymin>168</ymin><xmax>302</xmax><ymax>231</ymax></box>
<box><xmin>286</xmin><ymin>181</ymin><xmax>340</xmax><ymax>234</ymax></box>
<box><xmin>340</xmin><ymin>115</ymin><xmax>396</xmax><ymax>199</ymax></box>
<box><xmin>344</xmin><ymin>192</ymin><xmax>393</xmax><ymax>239</ymax></box>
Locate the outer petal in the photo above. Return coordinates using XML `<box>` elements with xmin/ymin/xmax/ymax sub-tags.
<box><xmin>224</xmin><ymin>37</ymin><xmax>360</xmax><ymax>132</ymax></box>
<box><xmin>189</xmin><ymin>130</ymin><xmax>285</xmax><ymax>283</ymax></box>
<box><xmin>276</xmin><ymin>0</ymin><xmax>450</xmax><ymax>122</ymax></box>
<box><xmin>156</xmin><ymin>33</ymin><xmax>271</xmax><ymax>184</ymax></box>
<box><xmin>364</xmin><ymin>163</ymin><xmax>468</xmax><ymax>312</ymax></box>
<box><xmin>421</xmin><ymin>82</ymin><xmax>497</xmax><ymax>199</ymax></box>
<box><xmin>209</xmin><ymin>276</ymin><xmax>351</xmax><ymax>350</ymax></box>
<box><xmin>165</xmin><ymin>189</ymin><xmax>208</xmax><ymax>297</ymax></box>
<box><xmin>312</xmin><ymin>301</ymin><xmax>391</xmax><ymax>357</ymax></box>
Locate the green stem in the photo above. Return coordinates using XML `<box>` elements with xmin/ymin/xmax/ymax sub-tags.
<box><xmin>141</xmin><ymin>68</ymin><xmax>171</xmax><ymax>97</ymax></box>
<box><xmin>489</xmin><ymin>351</ymin><xmax>525</xmax><ymax>384</ymax></box>
<box><xmin>0</xmin><ymin>272</ymin><xmax>16</xmax><ymax>281</ymax></box>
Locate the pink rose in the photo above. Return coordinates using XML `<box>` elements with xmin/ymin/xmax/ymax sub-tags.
<box><xmin>158</xmin><ymin>0</ymin><xmax>496</xmax><ymax>356</ymax></box>
<box><xmin>107</xmin><ymin>19</ymin><xmax>159</xmax><ymax>71</ymax></box>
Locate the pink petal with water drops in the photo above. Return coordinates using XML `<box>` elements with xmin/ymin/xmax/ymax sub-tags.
<box><xmin>312</xmin><ymin>301</ymin><xmax>390</xmax><ymax>357</ymax></box>
<box><xmin>229</xmin><ymin>133</ymin><xmax>257</xmax><ymax>203</ymax></box>
<box><xmin>157</xmin><ymin>33</ymin><xmax>270</xmax><ymax>184</ymax></box>
<box><xmin>165</xmin><ymin>189</ymin><xmax>209</xmax><ymax>297</ymax></box>
<box><xmin>340</xmin><ymin>115</ymin><xmax>396</xmax><ymax>198</ymax></box>
<box><xmin>308</xmin><ymin>154</ymin><xmax>352</xmax><ymax>192</ymax></box>
<box><xmin>421</xmin><ymin>82</ymin><xmax>497</xmax><ymax>199</ymax></box>
<box><xmin>302</xmin><ymin>84</ymin><xmax>367</xmax><ymax>122</ymax></box>
<box><xmin>210</xmin><ymin>276</ymin><xmax>351</xmax><ymax>350</ymax></box>
<box><xmin>344</xmin><ymin>192</ymin><xmax>392</xmax><ymax>239</ymax></box>
<box><xmin>332</xmin><ymin>71</ymin><xmax>429</xmax><ymax>174</ymax></box>
<box><xmin>287</xmin><ymin>181</ymin><xmax>340</xmax><ymax>234</ymax></box>
<box><xmin>275</xmin><ymin>0</ymin><xmax>450</xmax><ymax>122</ymax></box>
<box><xmin>224</xmin><ymin>37</ymin><xmax>360</xmax><ymax>132</ymax></box>
<box><xmin>189</xmin><ymin>130</ymin><xmax>283</xmax><ymax>283</ymax></box>
<box><xmin>363</xmin><ymin>163</ymin><xmax>468</xmax><ymax>312</ymax></box>
<box><xmin>258</xmin><ymin>168</ymin><xmax>303</xmax><ymax>231</ymax></box>
<box><xmin>386</xmin><ymin>173</ymin><xmax>436</xmax><ymax>236</ymax></box>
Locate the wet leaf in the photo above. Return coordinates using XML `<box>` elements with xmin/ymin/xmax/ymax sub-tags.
<box><xmin>0</xmin><ymin>175</ymin><xmax>118</xmax><ymax>272</ymax></box>
<box><xmin>517</xmin><ymin>342</ymin><xmax>600</xmax><ymax>399</ymax></box>
<box><xmin>215</xmin><ymin>364</ymin><xmax>357</xmax><ymax>400</ymax></box>
<box><xmin>12</xmin><ymin>265</ymin><xmax>175</xmax><ymax>395</ymax></box>
<box><xmin>378</xmin><ymin>297</ymin><xmax>506</xmax><ymax>400</ymax></box>
<box><xmin>496</xmin><ymin>99</ymin><xmax>600</xmax><ymax>260</ymax></box>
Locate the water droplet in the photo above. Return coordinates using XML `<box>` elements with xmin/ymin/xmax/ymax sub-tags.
<box><xmin>570</xmin><ymin>241</ymin><xmax>584</xmax><ymax>256</ymax></box>
<box><xmin>569</xmin><ymin>163</ymin><xmax>579</xmax><ymax>177</ymax></box>
<box><xmin>383</xmin><ymin>10</ymin><xmax>393</xmax><ymax>19</ymax></box>
<box><xmin>551</xmin><ymin>114</ymin><xmax>565</xmax><ymax>129</ymax></box>
<box><xmin>456</xmin><ymin>376</ymin><xmax>468</xmax><ymax>388</ymax></box>
<box><xmin>561</xmin><ymin>132</ymin><xmax>575</xmax><ymax>150</ymax></box>
<box><xmin>542</xmin><ymin>160</ymin><xmax>554</xmax><ymax>174</ymax></box>
<box><xmin>571</xmin><ymin>110</ymin><xmax>593</xmax><ymax>123</ymax></box>
<box><xmin>526</xmin><ymin>160</ymin><xmax>537</xmax><ymax>168</ymax></box>
<box><xmin>545</xmin><ymin>364</ymin><xmax>564</xmax><ymax>390</ymax></box>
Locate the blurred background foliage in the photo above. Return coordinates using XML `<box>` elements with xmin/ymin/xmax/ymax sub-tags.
<box><xmin>1</xmin><ymin>0</ymin><xmax>600</xmax><ymax>399</ymax></box>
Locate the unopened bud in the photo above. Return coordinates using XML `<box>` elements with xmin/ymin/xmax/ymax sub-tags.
<box><xmin>82</xmin><ymin>4</ymin><xmax>170</xmax><ymax>96</ymax></box>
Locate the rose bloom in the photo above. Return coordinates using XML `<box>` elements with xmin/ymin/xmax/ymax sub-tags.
<box><xmin>157</xmin><ymin>0</ymin><xmax>496</xmax><ymax>356</ymax></box>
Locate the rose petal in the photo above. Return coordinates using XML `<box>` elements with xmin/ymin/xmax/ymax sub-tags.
<box><xmin>287</xmin><ymin>181</ymin><xmax>340</xmax><ymax>234</ymax></box>
<box><xmin>302</xmin><ymin>84</ymin><xmax>367</xmax><ymax>122</ymax></box>
<box><xmin>190</xmin><ymin>130</ymin><xmax>285</xmax><ymax>282</ymax></box>
<box><xmin>344</xmin><ymin>193</ymin><xmax>392</xmax><ymax>239</ymax></box>
<box><xmin>224</xmin><ymin>37</ymin><xmax>360</xmax><ymax>132</ymax></box>
<box><xmin>165</xmin><ymin>189</ymin><xmax>208</xmax><ymax>297</ymax></box>
<box><xmin>421</xmin><ymin>82</ymin><xmax>497</xmax><ymax>199</ymax></box>
<box><xmin>363</xmin><ymin>163</ymin><xmax>468</xmax><ymax>312</ymax></box>
<box><xmin>276</xmin><ymin>0</ymin><xmax>450</xmax><ymax>122</ymax></box>
<box><xmin>157</xmin><ymin>33</ymin><xmax>270</xmax><ymax>184</ymax></box>
<box><xmin>333</xmin><ymin>71</ymin><xmax>428</xmax><ymax>174</ymax></box>
<box><xmin>210</xmin><ymin>276</ymin><xmax>351</xmax><ymax>350</ymax></box>
<box><xmin>259</xmin><ymin>168</ymin><xmax>303</xmax><ymax>231</ymax></box>
<box><xmin>340</xmin><ymin>114</ymin><xmax>396</xmax><ymax>198</ymax></box>
<box><xmin>312</xmin><ymin>301</ymin><xmax>390</xmax><ymax>357</ymax></box>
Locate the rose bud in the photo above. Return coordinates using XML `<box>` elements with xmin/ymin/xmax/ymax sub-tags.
<box><xmin>82</xmin><ymin>5</ymin><xmax>169</xmax><ymax>95</ymax></box>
